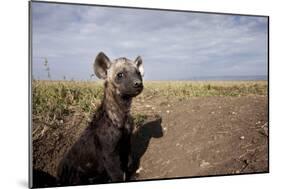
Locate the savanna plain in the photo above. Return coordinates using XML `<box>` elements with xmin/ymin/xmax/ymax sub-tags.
<box><xmin>32</xmin><ymin>80</ymin><xmax>268</xmax><ymax>185</ymax></box>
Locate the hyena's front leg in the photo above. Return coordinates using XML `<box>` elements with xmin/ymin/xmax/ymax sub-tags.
<box><xmin>102</xmin><ymin>151</ymin><xmax>125</xmax><ymax>182</ymax></box>
<box><xmin>126</xmin><ymin>152</ymin><xmax>135</xmax><ymax>181</ymax></box>
<box><xmin>124</xmin><ymin>136</ymin><xmax>139</xmax><ymax>181</ymax></box>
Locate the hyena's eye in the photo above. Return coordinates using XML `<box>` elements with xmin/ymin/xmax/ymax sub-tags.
<box><xmin>117</xmin><ymin>72</ymin><xmax>124</xmax><ymax>79</ymax></box>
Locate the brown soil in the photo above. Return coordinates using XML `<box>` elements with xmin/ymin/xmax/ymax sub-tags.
<box><xmin>32</xmin><ymin>95</ymin><xmax>268</xmax><ymax>186</ymax></box>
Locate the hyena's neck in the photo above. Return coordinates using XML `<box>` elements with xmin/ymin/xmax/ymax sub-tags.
<box><xmin>102</xmin><ymin>81</ymin><xmax>132</xmax><ymax>128</ymax></box>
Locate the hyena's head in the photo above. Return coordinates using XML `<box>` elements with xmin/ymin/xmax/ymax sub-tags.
<box><xmin>94</xmin><ymin>52</ymin><xmax>144</xmax><ymax>98</ymax></box>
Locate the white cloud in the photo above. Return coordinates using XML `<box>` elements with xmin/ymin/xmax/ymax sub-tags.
<box><xmin>32</xmin><ymin>2</ymin><xmax>268</xmax><ymax>80</ymax></box>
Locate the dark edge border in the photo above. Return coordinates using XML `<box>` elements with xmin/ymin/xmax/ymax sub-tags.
<box><xmin>31</xmin><ymin>0</ymin><xmax>268</xmax><ymax>18</ymax></box>
<box><xmin>29</xmin><ymin>0</ymin><xmax>270</xmax><ymax>188</ymax></box>
<box><xmin>28</xmin><ymin>1</ymin><xmax>33</xmax><ymax>188</ymax></box>
<box><xmin>267</xmin><ymin>16</ymin><xmax>270</xmax><ymax>173</ymax></box>
<box><xmin>34</xmin><ymin>171</ymin><xmax>269</xmax><ymax>188</ymax></box>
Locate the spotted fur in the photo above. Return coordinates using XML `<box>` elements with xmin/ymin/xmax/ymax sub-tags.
<box><xmin>57</xmin><ymin>52</ymin><xmax>144</xmax><ymax>185</ymax></box>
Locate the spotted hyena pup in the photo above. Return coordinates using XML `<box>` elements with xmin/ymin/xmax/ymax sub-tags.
<box><xmin>57</xmin><ymin>52</ymin><xmax>144</xmax><ymax>185</ymax></box>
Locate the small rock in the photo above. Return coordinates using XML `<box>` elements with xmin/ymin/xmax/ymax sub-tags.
<box><xmin>218</xmin><ymin>106</ymin><xmax>222</xmax><ymax>109</ymax></box>
<box><xmin>176</xmin><ymin>143</ymin><xmax>180</xmax><ymax>147</ymax></box>
<box><xmin>235</xmin><ymin>170</ymin><xmax>241</xmax><ymax>174</ymax></box>
<box><xmin>211</xmin><ymin>111</ymin><xmax>215</xmax><ymax>114</ymax></box>
<box><xmin>167</xmin><ymin>104</ymin><xmax>171</xmax><ymax>107</ymax></box>
<box><xmin>166</xmin><ymin>110</ymin><xmax>170</xmax><ymax>114</ymax></box>
<box><xmin>256</xmin><ymin>121</ymin><xmax>261</xmax><ymax>125</ymax></box>
<box><xmin>200</xmin><ymin>160</ymin><xmax>210</xmax><ymax>168</ymax></box>
<box><xmin>163</xmin><ymin>127</ymin><xmax>167</xmax><ymax>132</ymax></box>
<box><xmin>232</xmin><ymin>112</ymin><xmax>237</xmax><ymax>115</ymax></box>
<box><xmin>244</xmin><ymin>159</ymin><xmax>250</xmax><ymax>164</ymax></box>
<box><xmin>252</xmin><ymin>138</ymin><xmax>258</xmax><ymax>144</ymax></box>
<box><xmin>240</xmin><ymin>136</ymin><xmax>245</xmax><ymax>140</ymax></box>
<box><xmin>145</xmin><ymin>104</ymin><xmax>152</xmax><ymax>108</ymax></box>
<box><xmin>259</xmin><ymin>127</ymin><xmax>268</xmax><ymax>136</ymax></box>
<box><xmin>136</xmin><ymin>166</ymin><xmax>143</xmax><ymax>174</ymax></box>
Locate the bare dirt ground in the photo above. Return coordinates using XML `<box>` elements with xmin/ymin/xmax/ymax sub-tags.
<box><xmin>32</xmin><ymin>95</ymin><xmax>268</xmax><ymax>186</ymax></box>
<box><xmin>132</xmin><ymin>95</ymin><xmax>268</xmax><ymax>179</ymax></box>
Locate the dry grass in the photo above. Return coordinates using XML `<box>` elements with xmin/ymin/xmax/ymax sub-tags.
<box><xmin>32</xmin><ymin>80</ymin><xmax>267</xmax><ymax>128</ymax></box>
<box><xmin>142</xmin><ymin>80</ymin><xmax>267</xmax><ymax>98</ymax></box>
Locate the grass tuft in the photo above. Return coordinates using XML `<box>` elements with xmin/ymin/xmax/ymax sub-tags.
<box><xmin>32</xmin><ymin>80</ymin><xmax>267</xmax><ymax>128</ymax></box>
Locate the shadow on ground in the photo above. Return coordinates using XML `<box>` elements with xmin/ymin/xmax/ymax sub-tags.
<box><xmin>32</xmin><ymin>115</ymin><xmax>163</xmax><ymax>187</ymax></box>
<box><xmin>129</xmin><ymin>116</ymin><xmax>163</xmax><ymax>177</ymax></box>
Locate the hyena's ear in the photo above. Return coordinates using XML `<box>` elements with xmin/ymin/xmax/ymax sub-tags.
<box><xmin>94</xmin><ymin>52</ymin><xmax>111</xmax><ymax>79</ymax></box>
<box><xmin>134</xmin><ymin>56</ymin><xmax>144</xmax><ymax>77</ymax></box>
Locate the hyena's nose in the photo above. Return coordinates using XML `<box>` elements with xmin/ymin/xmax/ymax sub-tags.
<box><xmin>134</xmin><ymin>80</ymin><xmax>143</xmax><ymax>88</ymax></box>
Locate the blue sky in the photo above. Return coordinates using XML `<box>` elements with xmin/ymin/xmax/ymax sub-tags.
<box><xmin>32</xmin><ymin>2</ymin><xmax>268</xmax><ymax>80</ymax></box>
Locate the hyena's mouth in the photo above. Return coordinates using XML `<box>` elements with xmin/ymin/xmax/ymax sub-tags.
<box><xmin>135</xmin><ymin>87</ymin><xmax>143</xmax><ymax>93</ymax></box>
<box><xmin>134</xmin><ymin>86</ymin><xmax>144</xmax><ymax>95</ymax></box>
<box><xmin>122</xmin><ymin>88</ymin><xmax>143</xmax><ymax>99</ymax></box>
